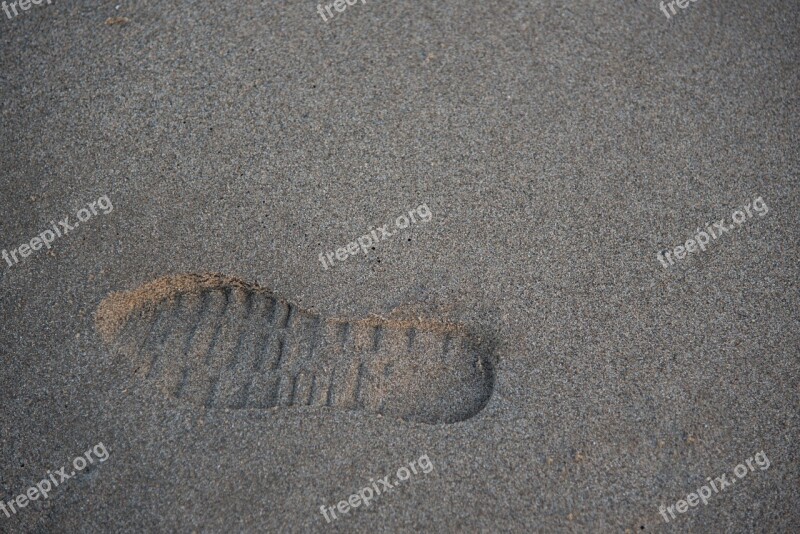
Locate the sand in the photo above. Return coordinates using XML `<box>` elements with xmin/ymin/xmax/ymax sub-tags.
<box><xmin>0</xmin><ymin>0</ymin><xmax>797</xmax><ymax>531</ymax></box>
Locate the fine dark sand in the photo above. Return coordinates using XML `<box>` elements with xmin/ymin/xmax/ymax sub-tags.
<box><xmin>1</xmin><ymin>0</ymin><xmax>798</xmax><ymax>532</ymax></box>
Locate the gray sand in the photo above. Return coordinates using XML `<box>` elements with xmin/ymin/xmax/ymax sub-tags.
<box><xmin>0</xmin><ymin>0</ymin><xmax>798</xmax><ymax>531</ymax></box>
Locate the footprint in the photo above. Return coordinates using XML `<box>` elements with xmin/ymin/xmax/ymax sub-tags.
<box><xmin>95</xmin><ymin>273</ymin><xmax>494</xmax><ymax>424</ymax></box>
